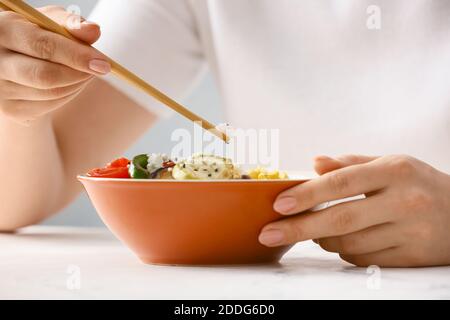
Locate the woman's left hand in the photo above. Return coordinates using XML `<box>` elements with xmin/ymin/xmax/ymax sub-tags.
<box><xmin>259</xmin><ymin>154</ymin><xmax>450</xmax><ymax>267</ymax></box>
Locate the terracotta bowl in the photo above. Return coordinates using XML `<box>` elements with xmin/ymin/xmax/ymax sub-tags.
<box><xmin>78</xmin><ymin>176</ymin><xmax>308</xmax><ymax>265</ymax></box>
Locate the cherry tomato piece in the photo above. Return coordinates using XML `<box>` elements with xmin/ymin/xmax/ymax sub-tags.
<box><xmin>87</xmin><ymin>167</ymin><xmax>130</xmax><ymax>179</ymax></box>
<box><xmin>107</xmin><ymin>158</ymin><xmax>130</xmax><ymax>168</ymax></box>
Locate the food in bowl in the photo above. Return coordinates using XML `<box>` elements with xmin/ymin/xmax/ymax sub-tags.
<box><xmin>87</xmin><ymin>153</ymin><xmax>288</xmax><ymax>181</ymax></box>
<box><xmin>248</xmin><ymin>167</ymin><xmax>288</xmax><ymax>180</ymax></box>
<box><xmin>80</xmin><ymin>152</ymin><xmax>301</xmax><ymax>265</ymax></box>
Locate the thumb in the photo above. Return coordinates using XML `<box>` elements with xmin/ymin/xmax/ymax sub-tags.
<box><xmin>314</xmin><ymin>155</ymin><xmax>379</xmax><ymax>175</ymax></box>
<box><xmin>39</xmin><ymin>6</ymin><xmax>101</xmax><ymax>45</ymax></box>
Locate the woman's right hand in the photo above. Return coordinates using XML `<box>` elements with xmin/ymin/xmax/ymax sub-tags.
<box><xmin>0</xmin><ymin>5</ymin><xmax>110</xmax><ymax>123</ymax></box>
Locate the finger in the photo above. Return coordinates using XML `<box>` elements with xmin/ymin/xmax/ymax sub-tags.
<box><xmin>315</xmin><ymin>155</ymin><xmax>383</xmax><ymax>198</ymax></box>
<box><xmin>318</xmin><ymin>223</ymin><xmax>399</xmax><ymax>255</ymax></box>
<box><xmin>0</xmin><ymin>51</ymin><xmax>93</xmax><ymax>89</ymax></box>
<box><xmin>0</xmin><ymin>13</ymin><xmax>109</xmax><ymax>75</ymax></box>
<box><xmin>314</xmin><ymin>156</ymin><xmax>343</xmax><ymax>175</ymax></box>
<box><xmin>0</xmin><ymin>85</ymin><xmax>86</xmax><ymax>122</ymax></box>
<box><xmin>39</xmin><ymin>5</ymin><xmax>101</xmax><ymax>45</ymax></box>
<box><xmin>274</xmin><ymin>158</ymin><xmax>390</xmax><ymax>215</ymax></box>
<box><xmin>340</xmin><ymin>247</ymin><xmax>409</xmax><ymax>267</ymax></box>
<box><xmin>314</xmin><ymin>155</ymin><xmax>379</xmax><ymax>175</ymax></box>
<box><xmin>0</xmin><ymin>79</ymin><xmax>91</xmax><ymax>101</ymax></box>
<box><xmin>261</xmin><ymin>194</ymin><xmax>394</xmax><ymax>246</ymax></box>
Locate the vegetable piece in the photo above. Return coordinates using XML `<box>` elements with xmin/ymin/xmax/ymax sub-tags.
<box><xmin>158</xmin><ymin>168</ymin><xmax>174</xmax><ymax>179</ymax></box>
<box><xmin>107</xmin><ymin>158</ymin><xmax>130</xmax><ymax>168</ymax></box>
<box><xmin>149</xmin><ymin>167</ymin><xmax>174</xmax><ymax>179</ymax></box>
<box><xmin>87</xmin><ymin>167</ymin><xmax>130</xmax><ymax>179</ymax></box>
<box><xmin>163</xmin><ymin>161</ymin><xmax>176</xmax><ymax>168</ymax></box>
<box><xmin>129</xmin><ymin>154</ymin><xmax>150</xmax><ymax>179</ymax></box>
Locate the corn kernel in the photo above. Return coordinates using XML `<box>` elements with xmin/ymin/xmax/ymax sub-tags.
<box><xmin>248</xmin><ymin>167</ymin><xmax>288</xmax><ymax>180</ymax></box>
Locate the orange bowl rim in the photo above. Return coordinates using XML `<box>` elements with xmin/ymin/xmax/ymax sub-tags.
<box><xmin>77</xmin><ymin>175</ymin><xmax>310</xmax><ymax>184</ymax></box>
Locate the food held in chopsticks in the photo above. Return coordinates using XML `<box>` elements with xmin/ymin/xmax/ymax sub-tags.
<box><xmin>87</xmin><ymin>154</ymin><xmax>288</xmax><ymax>180</ymax></box>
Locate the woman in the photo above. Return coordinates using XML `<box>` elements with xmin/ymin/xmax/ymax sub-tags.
<box><xmin>0</xmin><ymin>0</ymin><xmax>449</xmax><ymax>267</ymax></box>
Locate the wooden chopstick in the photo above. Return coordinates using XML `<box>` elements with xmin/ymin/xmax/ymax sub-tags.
<box><xmin>0</xmin><ymin>2</ymin><xmax>9</xmax><ymax>10</ymax></box>
<box><xmin>0</xmin><ymin>0</ymin><xmax>229</xmax><ymax>143</ymax></box>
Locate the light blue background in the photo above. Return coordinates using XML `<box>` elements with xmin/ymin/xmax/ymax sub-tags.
<box><xmin>27</xmin><ymin>0</ymin><xmax>222</xmax><ymax>226</ymax></box>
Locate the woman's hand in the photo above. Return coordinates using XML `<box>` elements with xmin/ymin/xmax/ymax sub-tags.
<box><xmin>0</xmin><ymin>6</ymin><xmax>110</xmax><ymax>123</ymax></box>
<box><xmin>259</xmin><ymin>154</ymin><xmax>450</xmax><ymax>267</ymax></box>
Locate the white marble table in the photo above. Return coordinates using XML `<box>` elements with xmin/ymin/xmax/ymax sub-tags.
<box><xmin>0</xmin><ymin>226</ymin><xmax>449</xmax><ymax>299</ymax></box>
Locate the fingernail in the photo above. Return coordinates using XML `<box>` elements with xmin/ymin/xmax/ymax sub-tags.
<box><xmin>82</xmin><ymin>21</ymin><xmax>99</xmax><ymax>27</ymax></box>
<box><xmin>315</xmin><ymin>155</ymin><xmax>333</xmax><ymax>161</ymax></box>
<box><xmin>259</xmin><ymin>229</ymin><xmax>285</xmax><ymax>247</ymax></box>
<box><xmin>89</xmin><ymin>59</ymin><xmax>111</xmax><ymax>74</ymax></box>
<box><xmin>274</xmin><ymin>197</ymin><xmax>297</xmax><ymax>214</ymax></box>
